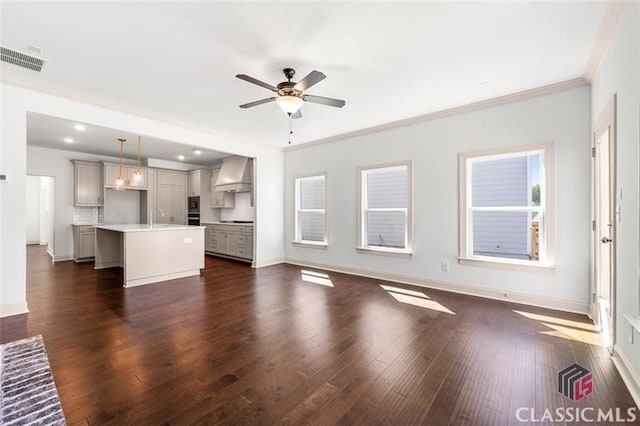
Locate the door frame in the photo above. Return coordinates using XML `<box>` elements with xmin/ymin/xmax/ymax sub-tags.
<box><xmin>591</xmin><ymin>94</ymin><xmax>617</xmax><ymax>352</ymax></box>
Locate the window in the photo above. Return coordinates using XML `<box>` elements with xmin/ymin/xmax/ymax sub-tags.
<box><xmin>358</xmin><ymin>161</ymin><xmax>412</xmax><ymax>256</ymax></box>
<box><xmin>294</xmin><ymin>174</ymin><xmax>327</xmax><ymax>245</ymax></box>
<box><xmin>459</xmin><ymin>143</ymin><xmax>555</xmax><ymax>267</ymax></box>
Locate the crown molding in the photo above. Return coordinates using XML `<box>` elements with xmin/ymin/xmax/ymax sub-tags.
<box><xmin>0</xmin><ymin>75</ymin><xmax>284</xmax><ymax>153</ymax></box>
<box><xmin>285</xmin><ymin>78</ymin><xmax>589</xmax><ymax>152</ymax></box>
<box><xmin>583</xmin><ymin>0</ymin><xmax>628</xmax><ymax>82</ymax></box>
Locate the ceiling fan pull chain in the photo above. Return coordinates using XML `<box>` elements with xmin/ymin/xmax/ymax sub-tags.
<box><xmin>288</xmin><ymin>114</ymin><xmax>293</xmax><ymax>144</ymax></box>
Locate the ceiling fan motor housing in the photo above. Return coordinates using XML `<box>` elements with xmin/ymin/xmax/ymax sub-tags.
<box><xmin>276</xmin><ymin>81</ymin><xmax>299</xmax><ymax>97</ymax></box>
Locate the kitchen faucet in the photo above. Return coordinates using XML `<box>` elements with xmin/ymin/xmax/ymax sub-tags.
<box><xmin>149</xmin><ymin>207</ymin><xmax>166</xmax><ymax>226</ymax></box>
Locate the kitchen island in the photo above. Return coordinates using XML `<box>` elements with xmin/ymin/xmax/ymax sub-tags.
<box><xmin>94</xmin><ymin>224</ymin><xmax>205</xmax><ymax>287</ymax></box>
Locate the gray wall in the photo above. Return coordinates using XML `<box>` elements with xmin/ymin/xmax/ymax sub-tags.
<box><xmin>284</xmin><ymin>85</ymin><xmax>591</xmax><ymax>308</ymax></box>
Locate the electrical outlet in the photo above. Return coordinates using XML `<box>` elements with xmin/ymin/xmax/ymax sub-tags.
<box><xmin>441</xmin><ymin>261</ymin><xmax>449</xmax><ymax>272</ymax></box>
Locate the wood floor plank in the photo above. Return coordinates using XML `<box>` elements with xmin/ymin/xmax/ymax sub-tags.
<box><xmin>0</xmin><ymin>246</ymin><xmax>636</xmax><ymax>425</ymax></box>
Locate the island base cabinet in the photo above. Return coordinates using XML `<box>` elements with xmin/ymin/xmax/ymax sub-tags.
<box><xmin>124</xmin><ymin>229</ymin><xmax>204</xmax><ymax>286</ymax></box>
<box><xmin>94</xmin><ymin>226</ymin><xmax>204</xmax><ymax>288</ymax></box>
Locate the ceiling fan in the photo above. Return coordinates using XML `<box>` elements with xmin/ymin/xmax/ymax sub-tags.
<box><xmin>236</xmin><ymin>68</ymin><xmax>346</xmax><ymax>119</ymax></box>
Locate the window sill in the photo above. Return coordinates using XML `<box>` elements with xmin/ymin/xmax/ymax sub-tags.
<box><xmin>458</xmin><ymin>256</ymin><xmax>555</xmax><ymax>272</ymax></box>
<box><xmin>292</xmin><ymin>241</ymin><xmax>328</xmax><ymax>250</ymax></box>
<box><xmin>356</xmin><ymin>247</ymin><xmax>413</xmax><ymax>259</ymax></box>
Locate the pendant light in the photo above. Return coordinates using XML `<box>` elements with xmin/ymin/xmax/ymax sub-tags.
<box><xmin>132</xmin><ymin>135</ymin><xmax>143</xmax><ymax>185</ymax></box>
<box><xmin>115</xmin><ymin>138</ymin><xmax>126</xmax><ymax>190</ymax></box>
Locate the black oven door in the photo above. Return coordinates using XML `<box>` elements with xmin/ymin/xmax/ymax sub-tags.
<box><xmin>188</xmin><ymin>196</ymin><xmax>200</xmax><ymax>214</ymax></box>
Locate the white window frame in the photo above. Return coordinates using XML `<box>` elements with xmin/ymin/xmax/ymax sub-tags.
<box><xmin>293</xmin><ymin>173</ymin><xmax>328</xmax><ymax>248</ymax></box>
<box><xmin>458</xmin><ymin>142</ymin><xmax>555</xmax><ymax>270</ymax></box>
<box><xmin>357</xmin><ymin>161</ymin><xmax>413</xmax><ymax>258</ymax></box>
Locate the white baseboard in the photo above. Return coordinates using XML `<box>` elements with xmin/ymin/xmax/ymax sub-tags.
<box><xmin>26</xmin><ymin>241</ymin><xmax>41</xmax><ymax>245</ymax></box>
<box><xmin>613</xmin><ymin>345</ymin><xmax>640</xmax><ymax>408</ymax></box>
<box><xmin>53</xmin><ymin>255</ymin><xmax>73</xmax><ymax>263</ymax></box>
<box><xmin>284</xmin><ymin>258</ymin><xmax>590</xmax><ymax>315</ymax></box>
<box><xmin>253</xmin><ymin>257</ymin><xmax>284</xmax><ymax>268</ymax></box>
<box><xmin>0</xmin><ymin>302</ymin><xmax>29</xmax><ymax>318</ymax></box>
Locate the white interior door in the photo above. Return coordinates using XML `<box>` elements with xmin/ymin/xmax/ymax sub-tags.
<box><xmin>593</xmin><ymin>97</ymin><xmax>616</xmax><ymax>354</ymax></box>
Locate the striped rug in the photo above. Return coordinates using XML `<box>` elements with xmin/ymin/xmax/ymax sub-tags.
<box><xmin>0</xmin><ymin>335</ymin><xmax>66</xmax><ymax>425</ymax></box>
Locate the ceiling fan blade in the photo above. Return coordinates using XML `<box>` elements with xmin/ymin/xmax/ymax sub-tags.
<box><xmin>236</xmin><ymin>74</ymin><xmax>278</xmax><ymax>92</ymax></box>
<box><xmin>239</xmin><ymin>97</ymin><xmax>277</xmax><ymax>109</ymax></box>
<box><xmin>291</xmin><ymin>109</ymin><xmax>302</xmax><ymax>119</ymax></box>
<box><xmin>303</xmin><ymin>94</ymin><xmax>346</xmax><ymax>108</ymax></box>
<box><xmin>294</xmin><ymin>70</ymin><xmax>326</xmax><ymax>91</ymax></box>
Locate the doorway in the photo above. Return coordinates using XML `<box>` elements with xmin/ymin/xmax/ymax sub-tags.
<box><xmin>26</xmin><ymin>175</ymin><xmax>55</xmax><ymax>260</ymax></box>
<box><xmin>592</xmin><ymin>95</ymin><xmax>616</xmax><ymax>354</ymax></box>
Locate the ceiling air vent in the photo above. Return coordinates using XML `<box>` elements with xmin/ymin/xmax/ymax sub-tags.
<box><xmin>1</xmin><ymin>46</ymin><xmax>45</xmax><ymax>72</ymax></box>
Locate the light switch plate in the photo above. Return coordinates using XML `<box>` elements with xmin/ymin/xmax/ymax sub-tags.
<box><xmin>184</xmin><ymin>237</ymin><xmax>192</xmax><ymax>244</ymax></box>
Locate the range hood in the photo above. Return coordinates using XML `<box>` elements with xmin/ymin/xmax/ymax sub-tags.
<box><xmin>215</xmin><ymin>156</ymin><xmax>252</xmax><ymax>192</ymax></box>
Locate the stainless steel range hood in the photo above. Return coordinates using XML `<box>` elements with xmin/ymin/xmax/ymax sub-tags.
<box><xmin>215</xmin><ymin>156</ymin><xmax>252</xmax><ymax>192</ymax></box>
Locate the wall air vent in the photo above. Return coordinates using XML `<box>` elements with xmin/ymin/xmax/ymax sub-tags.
<box><xmin>1</xmin><ymin>46</ymin><xmax>45</xmax><ymax>72</ymax></box>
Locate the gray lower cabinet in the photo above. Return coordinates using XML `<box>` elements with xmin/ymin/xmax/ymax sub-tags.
<box><xmin>73</xmin><ymin>225</ymin><xmax>96</xmax><ymax>262</ymax></box>
<box><xmin>204</xmin><ymin>224</ymin><xmax>253</xmax><ymax>261</ymax></box>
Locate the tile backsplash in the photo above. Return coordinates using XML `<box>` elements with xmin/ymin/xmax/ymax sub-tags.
<box><xmin>73</xmin><ymin>207</ymin><xmax>103</xmax><ymax>224</ymax></box>
<box><xmin>220</xmin><ymin>192</ymin><xmax>255</xmax><ymax>222</ymax></box>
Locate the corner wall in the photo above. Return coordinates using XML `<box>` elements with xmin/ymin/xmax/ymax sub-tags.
<box><xmin>0</xmin><ymin>82</ymin><xmax>284</xmax><ymax>317</ymax></box>
<box><xmin>284</xmin><ymin>85</ymin><xmax>592</xmax><ymax>312</ymax></box>
<box><xmin>590</xmin><ymin>2</ymin><xmax>640</xmax><ymax>405</ymax></box>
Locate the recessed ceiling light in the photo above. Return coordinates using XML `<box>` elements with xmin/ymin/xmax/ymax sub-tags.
<box><xmin>63</xmin><ymin>137</ymin><xmax>74</xmax><ymax>143</ymax></box>
<box><xmin>478</xmin><ymin>80</ymin><xmax>492</xmax><ymax>86</ymax></box>
<box><xmin>193</xmin><ymin>150</ymin><xmax>202</xmax><ymax>155</ymax></box>
<box><xmin>178</xmin><ymin>155</ymin><xmax>185</xmax><ymax>161</ymax></box>
<box><xmin>74</xmin><ymin>124</ymin><xmax>86</xmax><ymax>131</ymax></box>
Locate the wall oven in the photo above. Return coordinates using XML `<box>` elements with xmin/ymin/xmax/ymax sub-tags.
<box><xmin>188</xmin><ymin>196</ymin><xmax>200</xmax><ymax>226</ymax></box>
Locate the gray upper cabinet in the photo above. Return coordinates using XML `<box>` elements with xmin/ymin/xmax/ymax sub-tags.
<box><xmin>104</xmin><ymin>162</ymin><xmax>148</xmax><ymax>190</ymax></box>
<box><xmin>72</xmin><ymin>160</ymin><xmax>103</xmax><ymax>206</ymax></box>
<box><xmin>156</xmin><ymin>170</ymin><xmax>187</xmax><ymax>224</ymax></box>
<box><xmin>188</xmin><ymin>170</ymin><xmax>201</xmax><ymax>197</ymax></box>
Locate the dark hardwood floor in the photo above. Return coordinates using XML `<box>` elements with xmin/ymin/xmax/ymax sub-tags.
<box><xmin>1</xmin><ymin>245</ymin><xmax>637</xmax><ymax>425</ymax></box>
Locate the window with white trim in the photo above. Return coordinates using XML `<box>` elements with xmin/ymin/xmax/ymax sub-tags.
<box><xmin>358</xmin><ymin>161</ymin><xmax>412</xmax><ymax>254</ymax></box>
<box><xmin>294</xmin><ymin>174</ymin><xmax>327</xmax><ymax>245</ymax></box>
<box><xmin>459</xmin><ymin>143</ymin><xmax>554</xmax><ymax>266</ymax></box>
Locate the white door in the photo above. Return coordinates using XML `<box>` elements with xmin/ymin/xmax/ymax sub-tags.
<box><xmin>593</xmin><ymin>97</ymin><xmax>616</xmax><ymax>353</ymax></box>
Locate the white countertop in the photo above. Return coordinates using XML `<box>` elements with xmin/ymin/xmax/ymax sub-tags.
<box><xmin>96</xmin><ymin>224</ymin><xmax>205</xmax><ymax>232</ymax></box>
<box><xmin>71</xmin><ymin>223</ymin><xmax>104</xmax><ymax>227</ymax></box>
<box><xmin>201</xmin><ymin>222</ymin><xmax>254</xmax><ymax>226</ymax></box>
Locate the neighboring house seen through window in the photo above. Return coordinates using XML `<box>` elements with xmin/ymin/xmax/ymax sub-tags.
<box><xmin>459</xmin><ymin>143</ymin><xmax>555</xmax><ymax>267</ymax></box>
<box><xmin>294</xmin><ymin>174</ymin><xmax>327</xmax><ymax>245</ymax></box>
<box><xmin>358</xmin><ymin>161</ymin><xmax>412</xmax><ymax>256</ymax></box>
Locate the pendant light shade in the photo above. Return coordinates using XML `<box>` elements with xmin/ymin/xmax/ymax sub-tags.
<box><xmin>276</xmin><ymin>95</ymin><xmax>303</xmax><ymax>114</ymax></box>
<box><xmin>132</xmin><ymin>136</ymin><xmax>143</xmax><ymax>185</ymax></box>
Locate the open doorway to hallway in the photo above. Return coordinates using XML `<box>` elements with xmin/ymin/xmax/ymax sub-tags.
<box><xmin>26</xmin><ymin>175</ymin><xmax>55</xmax><ymax>260</ymax></box>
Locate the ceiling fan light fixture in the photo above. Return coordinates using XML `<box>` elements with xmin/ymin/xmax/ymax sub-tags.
<box><xmin>276</xmin><ymin>95</ymin><xmax>303</xmax><ymax>114</ymax></box>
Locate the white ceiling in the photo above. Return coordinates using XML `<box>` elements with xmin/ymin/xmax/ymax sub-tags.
<box><xmin>2</xmin><ymin>2</ymin><xmax>607</xmax><ymax>148</ymax></box>
<box><xmin>27</xmin><ymin>113</ymin><xmax>230</xmax><ymax>166</ymax></box>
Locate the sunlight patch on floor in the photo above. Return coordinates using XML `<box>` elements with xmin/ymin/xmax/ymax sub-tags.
<box><xmin>380</xmin><ymin>284</ymin><xmax>428</xmax><ymax>299</ymax></box>
<box><xmin>513</xmin><ymin>310</ymin><xmax>598</xmax><ymax>332</ymax></box>
<box><xmin>539</xmin><ymin>323</ymin><xmax>606</xmax><ymax>347</ymax></box>
<box><xmin>381</xmin><ymin>285</ymin><xmax>455</xmax><ymax>314</ymax></box>
<box><xmin>301</xmin><ymin>270</ymin><xmax>334</xmax><ymax>287</ymax></box>
<box><xmin>513</xmin><ymin>310</ymin><xmax>605</xmax><ymax>347</ymax></box>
